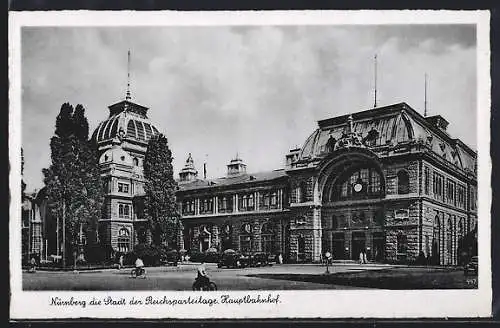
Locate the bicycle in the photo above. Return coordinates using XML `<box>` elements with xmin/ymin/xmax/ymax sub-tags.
<box><xmin>130</xmin><ymin>267</ymin><xmax>147</xmax><ymax>279</ymax></box>
<box><xmin>192</xmin><ymin>277</ymin><xmax>217</xmax><ymax>291</ymax></box>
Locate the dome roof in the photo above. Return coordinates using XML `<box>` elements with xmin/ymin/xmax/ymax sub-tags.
<box><xmin>298</xmin><ymin>104</ymin><xmax>425</xmax><ymax>161</ymax></box>
<box><xmin>91</xmin><ymin>100</ymin><xmax>160</xmax><ymax>144</ymax></box>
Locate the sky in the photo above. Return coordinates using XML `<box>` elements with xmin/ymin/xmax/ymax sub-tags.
<box><xmin>21</xmin><ymin>24</ymin><xmax>477</xmax><ymax>191</ymax></box>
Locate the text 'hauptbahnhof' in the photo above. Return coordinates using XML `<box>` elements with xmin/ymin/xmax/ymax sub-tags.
<box><xmin>23</xmin><ymin>96</ymin><xmax>478</xmax><ymax>266</ymax></box>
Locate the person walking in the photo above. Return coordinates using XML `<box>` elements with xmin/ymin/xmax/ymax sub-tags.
<box><xmin>362</xmin><ymin>250</ymin><xmax>368</xmax><ymax>264</ymax></box>
<box><xmin>118</xmin><ymin>254</ymin><xmax>124</xmax><ymax>270</ymax></box>
<box><xmin>359</xmin><ymin>251</ymin><xmax>364</xmax><ymax>264</ymax></box>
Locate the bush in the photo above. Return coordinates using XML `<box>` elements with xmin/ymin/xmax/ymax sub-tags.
<box><xmin>165</xmin><ymin>249</ymin><xmax>179</xmax><ymax>264</ymax></box>
<box><xmin>131</xmin><ymin>243</ymin><xmax>167</xmax><ymax>266</ymax></box>
<box><xmin>188</xmin><ymin>250</ymin><xmax>204</xmax><ymax>263</ymax></box>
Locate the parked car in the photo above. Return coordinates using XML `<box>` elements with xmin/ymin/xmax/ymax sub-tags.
<box><xmin>251</xmin><ymin>252</ymin><xmax>273</xmax><ymax>267</ymax></box>
<box><xmin>217</xmin><ymin>249</ymin><xmax>250</xmax><ymax>269</ymax></box>
<box><xmin>464</xmin><ymin>256</ymin><xmax>478</xmax><ymax>276</ymax></box>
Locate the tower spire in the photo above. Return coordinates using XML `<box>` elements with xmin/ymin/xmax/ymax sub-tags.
<box><xmin>126</xmin><ymin>50</ymin><xmax>131</xmax><ymax>101</ymax></box>
<box><xmin>424</xmin><ymin>73</ymin><xmax>428</xmax><ymax>117</ymax></box>
<box><xmin>373</xmin><ymin>54</ymin><xmax>378</xmax><ymax>108</ymax></box>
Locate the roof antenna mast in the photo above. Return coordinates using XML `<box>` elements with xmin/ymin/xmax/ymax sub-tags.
<box><xmin>424</xmin><ymin>73</ymin><xmax>428</xmax><ymax>117</ymax></box>
<box><xmin>373</xmin><ymin>54</ymin><xmax>378</xmax><ymax>108</ymax></box>
<box><xmin>126</xmin><ymin>50</ymin><xmax>131</xmax><ymax>101</ymax></box>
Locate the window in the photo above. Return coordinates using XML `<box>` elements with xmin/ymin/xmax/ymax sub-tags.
<box><xmin>218</xmin><ymin>196</ymin><xmax>233</xmax><ymax>213</ymax></box>
<box><xmin>424</xmin><ymin>167</ymin><xmax>430</xmax><ymax>195</ymax></box>
<box><xmin>240</xmin><ymin>224</ymin><xmax>252</xmax><ymax>254</ymax></box>
<box><xmin>270</xmin><ymin>192</ymin><xmax>278</xmax><ymax>206</ymax></box>
<box><xmin>433</xmin><ymin>172</ymin><xmax>444</xmax><ymax>200</ymax></box>
<box><xmin>397</xmin><ymin>170</ymin><xmax>410</xmax><ymax>194</ymax></box>
<box><xmin>446</xmin><ymin>179</ymin><xmax>456</xmax><ymax>205</ymax></box>
<box><xmin>470</xmin><ymin>186</ymin><xmax>477</xmax><ymax>211</ymax></box>
<box><xmin>239</xmin><ymin>193</ymin><xmax>254</xmax><ymax>211</ymax></box>
<box><xmin>457</xmin><ymin>185</ymin><xmax>466</xmax><ymax>209</ymax></box>
<box><xmin>261</xmin><ymin>222</ymin><xmax>276</xmax><ymax>254</ymax></box>
<box><xmin>117</xmin><ymin>228</ymin><xmax>130</xmax><ymax>253</ymax></box>
<box><xmin>133</xmin><ymin>157</ymin><xmax>139</xmax><ymax>166</ymax></box>
<box><xmin>200</xmin><ymin>197</ymin><xmax>213</xmax><ymax>214</ymax></box>
<box><xmin>299</xmin><ymin>180</ymin><xmax>308</xmax><ymax>202</ymax></box>
<box><xmin>118</xmin><ymin>182</ymin><xmax>129</xmax><ymax>193</ymax></box>
<box><xmin>182</xmin><ymin>199</ymin><xmax>195</xmax><ymax>215</ymax></box>
<box><xmin>332</xmin><ymin>166</ymin><xmax>382</xmax><ymax>201</ymax></box>
<box><xmin>118</xmin><ymin>204</ymin><xmax>131</xmax><ymax>218</ymax></box>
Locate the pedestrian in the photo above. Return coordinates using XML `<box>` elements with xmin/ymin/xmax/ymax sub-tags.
<box><xmin>278</xmin><ymin>253</ymin><xmax>283</xmax><ymax>265</ymax></box>
<box><xmin>362</xmin><ymin>250</ymin><xmax>367</xmax><ymax>264</ymax></box>
<box><xmin>118</xmin><ymin>254</ymin><xmax>124</xmax><ymax>270</ymax></box>
<box><xmin>29</xmin><ymin>256</ymin><xmax>37</xmax><ymax>273</ymax></box>
<box><xmin>359</xmin><ymin>251</ymin><xmax>364</xmax><ymax>264</ymax></box>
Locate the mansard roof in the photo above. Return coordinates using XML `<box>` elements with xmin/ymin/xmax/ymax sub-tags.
<box><xmin>177</xmin><ymin>169</ymin><xmax>288</xmax><ymax>192</ymax></box>
<box><xmin>297</xmin><ymin>102</ymin><xmax>476</xmax><ymax>173</ymax></box>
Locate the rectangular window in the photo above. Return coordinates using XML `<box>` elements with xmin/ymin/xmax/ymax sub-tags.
<box><xmin>118</xmin><ymin>204</ymin><xmax>130</xmax><ymax>219</ymax></box>
<box><xmin>470</xmin><ymin>186</ymin><xmax>477</xmax><ymax>211</ymax></box>
<box><xmin>118</xmin><ymin>182</ymin><xmax>129</xmax><ymax>193</ymax></box>
<box><xmin>200</xmin><ymin>197</ymin><xmax>213</xmax><ymax>214</ymax></box>
<box><xmin>457</xmin><ymin>185</ymin><xmax>466</xmax><ymax>209</ymax></box>
<box><xmin>446</xmin><ymin>179</ymin><xmax>456</xmax><ymax>205</ymax></box>
<box><xmin>433</xmin><ymin>172</ymin><xmax>444</xmax><ymax>200</ymax></box>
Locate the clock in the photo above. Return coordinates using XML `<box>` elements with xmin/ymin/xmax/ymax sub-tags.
<box><xmin>353</xmin><ymin>183</ymin><xmax>363</xmax><ymax>193</ymax></box>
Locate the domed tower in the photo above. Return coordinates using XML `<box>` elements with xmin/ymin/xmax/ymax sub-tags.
<box><xmin>179</xmin><ymin>153</ymin><xmax>198</xmax><ymax>183</ymax></box>
<box><xmin>91</xmin><ymin>97</ymin><xmax>161</xmax><ymax>254</ymax></box>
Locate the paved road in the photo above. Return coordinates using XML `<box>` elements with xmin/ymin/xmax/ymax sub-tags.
<box><xmin>23</xmin><ymin>263</ymin><xmax>392</xmax><ymax>291</ymax></box>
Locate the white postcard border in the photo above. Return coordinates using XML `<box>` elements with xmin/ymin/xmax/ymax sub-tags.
<box><xmin>9</xmin><ymin>10</ymin><xmax>492</xmax><ymax>319</ymax></box>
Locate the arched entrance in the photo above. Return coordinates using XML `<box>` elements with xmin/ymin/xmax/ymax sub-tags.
<box><xmin>198</xmin><ymin>225</ymin><xmax>211</xmax><ymax>252</ymax></box>
<box><xmin>318</xmin><ymin>149</ymin><xmax>386</xmax><ymax>263</ymax></box>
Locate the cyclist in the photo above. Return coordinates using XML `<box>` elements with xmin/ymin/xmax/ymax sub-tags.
<box><xmin>196</xmin><ymin>261</ymin><xmax>210</xmax><ymax>288</ymax></box>
<box><xmin>135</xmin><ymin>257</ymin><xmax>145</xmax><ymax>276</ymax></box>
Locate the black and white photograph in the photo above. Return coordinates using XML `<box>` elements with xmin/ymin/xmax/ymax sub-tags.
<box><xmin>9</xmin><ymin>10</ymin><xmax>491</xmax><ymax>319</ymax></box>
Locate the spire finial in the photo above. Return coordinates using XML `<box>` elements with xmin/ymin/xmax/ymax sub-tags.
<box><xmin>424</xmin><ymin>73</ymin><xmax>428</xmax><ymax>117</ymax></box>
<box><xmin>373</xmin><ymin>54</ymin><xmax>378</xmax><ymax>108</ymax></box>
<box><xmin>126</xmin><ymin>50</ymin><xmax>131</xmax><ymax>101</ymax></box>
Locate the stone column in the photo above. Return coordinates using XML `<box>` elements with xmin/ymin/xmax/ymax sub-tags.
<box><xmin>255</xmin><ymin>192</ymin><xmax>259</xmax><ymax>211</ymax></box>
<box><xmin>233</xmin><ymin>194</ymin><xmax>239</xmax><ymax>213</ymax></box>
<box><xmin>214</xmin><ymin>196</ymin><xmax>218</xmax><ymax>214</ymax></box>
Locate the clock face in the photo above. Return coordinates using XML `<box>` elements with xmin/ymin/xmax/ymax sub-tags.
<box><xmin>354</xmin><ymin>183</ymin><xmax>363</xmax><ymax>193</ymax></box>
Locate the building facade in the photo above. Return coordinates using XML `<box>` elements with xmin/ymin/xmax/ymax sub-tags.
<box><xmin>177</xmin><ymin>102</ymin><xmax>477</xmax><ymax>265</ymax></box>
<box><xmin>24</xmin><ymin>101</ymin><xmax>477</xmax><ymax>266</ymax></box>
<box><xmin>91</xmin><ymin>98</ymin><xmax>161</xmax><ymax>255</ymax></box>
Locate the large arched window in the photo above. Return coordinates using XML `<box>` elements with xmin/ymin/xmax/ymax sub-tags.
<box><xmin>331</xmin><ymin>166</ymin><xmax>382</xmax><ymax>201</ymax></box>
<box><xmin>239</xmin><ymin>223</ymin><xmax>252</xmax><ymax>254</ymax></box>
<box><xmin>397</xmin><ymin>170</ymin><xmax>410</xmax><ymax>194</ymax></box>
<box><xmin>261</xmin><ymin>222</ymin><xmax>276</xmax><ymax>254</ymax></box>
<box><xmin>118</xmin><ymin>228</ymin><xmax>130</xmax><ymax>253</ymax></box>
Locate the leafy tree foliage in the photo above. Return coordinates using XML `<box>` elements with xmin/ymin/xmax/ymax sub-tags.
<box><xmin>42</xmin><ymin>103</ymin><xmax>104</xmax><ymax>265</ymax></box>
<box><xmin>143</xmin><ymin>134</ymin><xmax>180</xmax><ymax>247</ymax></box>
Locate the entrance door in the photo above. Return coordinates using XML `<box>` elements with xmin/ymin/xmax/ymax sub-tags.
<box><xmin>352</xmin><ymin>232</ymin><xmax>366</xmax><ymax>260</ymax></box>
<box><xmin>373</xmin><ymin>232</ymin><xmax>385</xmax><ymax>262</ymax></box>
<box><xmin>333</xmin><ymin>233</ymin><xmax>345</xmax><ymax>260</ymax></box>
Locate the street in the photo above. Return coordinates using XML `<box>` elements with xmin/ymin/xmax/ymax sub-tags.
<box><xmin>23</xmin><ymin>263</ymin><xmax>391</xmax><ymax>291</ymax></box>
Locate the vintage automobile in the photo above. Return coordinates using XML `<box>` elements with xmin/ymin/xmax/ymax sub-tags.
<box><xmin>464</xmin><ymin>256</ymin><xmax>478</xmax><ymax>276</ymax></box>
<box><xmin>217</xmin><ymin>249</ymin><xmax>251</xmax><ymax>269</ymax></box>
<box><xmin>250</xmin><ymin>252</ymin><xmax>273</xmax><ymax>267</ymax></box>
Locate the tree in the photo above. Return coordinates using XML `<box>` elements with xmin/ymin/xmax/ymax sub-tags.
<box><xmin>42</xmin><ymin>103</ymin><xmax>104</xmax><ymax>267</ymax></box>
<box><xmin>143</xmin><ymin>134</ymin><xmax>180</xmax><ymax>247</ymax></box>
